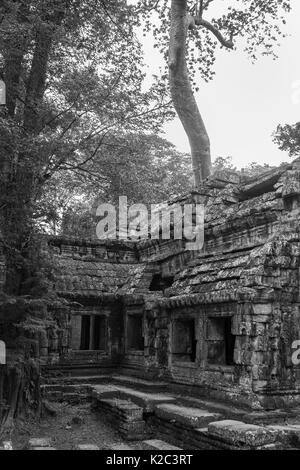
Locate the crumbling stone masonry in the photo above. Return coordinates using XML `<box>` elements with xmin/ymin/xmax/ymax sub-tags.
<box><xmin>4</xmin><ymin>158</ymin><xmax>300</xmax><ymax>411</ymax></box>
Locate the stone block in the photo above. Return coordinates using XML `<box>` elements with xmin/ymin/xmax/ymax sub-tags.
<box><xmin>143</xmin><ymin>440</ymin><xmax>182</xmax><ymax>451</ymax></box>
<box><xmin>208</xmin><ymin>420</ymin><xmax>278</xmax><ymax>447</ymax></box>
<box><xmin>28</xmin><ymin>438</ymin><xmax>52</xmax><ymax>449</ymax></box>
<box><xmin>250</xmin><ymin>351</ymin><xmax>271</xmax><ymax>365</ymax></box>
<box><xmin>31</xmin><ymin>447</ymin><xmax>57</xmax><ymax>451</ymax></box>
<box><xmin>91</xmin><ymin>385</ymin><xmax>119</xmax><ymax>399</ymax></box>
<box><xmin>109</xmin><ymin>444</ymin><xmax>133</xmax><ymax>450</ymax></box>
<box><xmin>267</xmin><ymin>425</ymin><xmax>300</xmax><ymax>447</ymax></box>
<box><xmin>76</xmin><ymin>444</ymin><xmax>100</xmax><ymax>450</ymax></box>
<box><xmin>252</xmin><ymin>365</ymin><xmax>269</xmax><ymax>380</ymax></box>
<box><xmin>251</xmin><ymin>335</ymin><xmax>268</xmax><ymax>352</ymax></box>
<box><xmin>155</xmin><ymin>403</ymin><xmax>221</xmax><ymax>429</ymax></box>
<box><xmin>1</xmin><ymin>441</ymin><xmax>13</xmax><ymax>450</ymax></box>
<box><xmin>252</xmin><ymin>380</ymin><xmax>268</xmax><ymax>392</ymax></box>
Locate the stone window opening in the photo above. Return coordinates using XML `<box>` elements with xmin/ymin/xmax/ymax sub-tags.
<box><xmin>92</xmin><ymin>316</ymin><xmax>107</xmax><ymax>351</ymax></box>
<box><xmin>284</xmin><ymin>195</ymin><xmax>300</xmax><ymax>211</ymax></box>
<box><xmin>149</xmin><ymin>274</ymin><xmax>174</xmax><ymax>292</ymax></box>
<box><xmin>127</xmin><ymin>314</ymin><xmax>144</xmax><ymax>351</ymax></box>
<box><xmin>206</xmin><ymin>317</ymin><xmax>235</xmax><ymax>366</ymax></box>
<box><xmin>80</xmin><ymin>315</ymin><xmax>90</xmax><ymax>350</ymax></box>
<box><xmin>239</xmin><ymin>174</ymin><xmax>280</xmax><ymax>201</ymax></box>
<box><xmin>79</xmin><ymin>315</ymin><xmax>107</xmax><ymax>351</ymax></box>
<box><xmin>172</xmin><ymin>318</ymin><xmax>197</xmax><ymax>363</ymax></box>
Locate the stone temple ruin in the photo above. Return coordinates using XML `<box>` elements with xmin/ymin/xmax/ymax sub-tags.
<box><xmin>2</xmin><ymin>158</ymin><xmax>300</xmax><ymax>449</ymax></box>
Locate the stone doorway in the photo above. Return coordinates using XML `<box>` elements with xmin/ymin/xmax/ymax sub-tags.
<box><xmin>206</xmin><ymin>317</ymin><xmax>235</xmax><ymax>366</ymax></box>
<box><xmin>71</xmin><ymin>314</ymin><xmax>107</xmax><ymax>352</ymax></box>
<box><xmin>172</xmin><ymin>318</ymin><xmax>197</xmax><ymax>363</ymax></box>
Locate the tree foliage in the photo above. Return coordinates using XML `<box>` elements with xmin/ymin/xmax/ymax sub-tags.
<box><xmin>135</xmin><ymin>0</ymin><xmax>291</xmax><ymax>185</ymax></box>
<box><xmin>136</xmin><ymin>0</ymin><xmax>291</xmax><ymax>85</ymax></box>
<box><xmin>0</xmin><ymin>0</ymin><xmax>171</xmax><ymax>293</ymax></box>
<box><xmin>41</xmin><ymin>134</ymin><xmax>193</xmax><ymax>237</ymax></box>
<box><xmin>273</xmin><ymin>122</ymin><xmax>300</xmax><ymax>158</ymax></box>
<box><xmin>212</xmin><ymin>155</ymin><xmax>280</xmax><ymax>177</ymax></box>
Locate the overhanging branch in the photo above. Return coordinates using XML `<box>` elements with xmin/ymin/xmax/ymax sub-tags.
<box><xmin>194</xmin><ymin>17</ymin><xmax>234</xmax><ymax>49</ymax></box>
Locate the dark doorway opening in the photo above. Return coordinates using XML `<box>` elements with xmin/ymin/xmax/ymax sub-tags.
<box><xmin>127</xmin><ymin>315</ymin><xmax>144</xmax><ymax>351</ymax></box>
<box><xmin>93</xmin><ymin>316</ymin><xmax>106</xmax><ymax>351</ymax></box>
<box><xmin>80</xmin><ymin>315</ymin><xmax>90</xmax><ymax>350</ymax></box>
<box><xmin>149</xmin><ymin>274</ymin><xmax>174</xmax><ymax>292</ymax></box>
<box><xmin>173</xmin><ymin>318</ymin><xmax>197</xmax><ymax>363</ymax></box>
<box><xmin>207</xmin><ymin>317</ymin><xmax>235</xmax><ymax>366</ymax></box>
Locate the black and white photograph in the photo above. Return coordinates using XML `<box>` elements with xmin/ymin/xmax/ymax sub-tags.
<box><xmin>0</xmin><ymin>0</ymin><xmax>299</xmax><ymax>456</ymax></box>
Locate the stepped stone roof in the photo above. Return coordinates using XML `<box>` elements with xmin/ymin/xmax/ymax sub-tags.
<box><xmin>53</xmin><ymin>257</ymin><xmax>148</xmax><ymax>298</ymax></box>
<box><xmin>47</xmin><ymin>237</ymin><xmax>151</xmax><ymax>300</ymax></box>
<box><xmin>45</xmin><ymin>158</ymin><xmax>300</xmax><ymax>306</ymax></box>
<box><xmin>158</xmin><ymin>158</ymin><xmax>300</xmax><ymax>308</ymax></box>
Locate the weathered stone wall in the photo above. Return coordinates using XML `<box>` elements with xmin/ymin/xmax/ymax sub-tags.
<box><xmin>36</xmin><ymin>158</ymin><xmax>300</xmax><ymax>409</ymax></box>
<box><xmin>0</xmin><ymin>236</ymin><xmax>5</xmax><ymax>292</ymax></box>
<box><xmin>144</xmin><ymin>160</ymin><xmax>300</xmax><ymax>408</ymax></box>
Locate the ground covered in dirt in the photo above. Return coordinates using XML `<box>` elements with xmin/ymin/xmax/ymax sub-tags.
<box><xmin>0</xmin><ymin>402</ymin><xmax>148</xmax><ymax>450</ymax></box>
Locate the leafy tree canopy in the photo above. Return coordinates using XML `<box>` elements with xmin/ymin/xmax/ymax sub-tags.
<box><xmin>0</xmin><ymin>0</ymin><xmax>172</xmax><ymax>292</ymax></box>
<box><xmin>273</xmin><ymin>122</ymin><xmax>300</xmax><ymax>158</ymax></box>
<box><xmin>135</xmin><ymin>0</ymin><xmax>291</xmax><ymax>86</ymax></box>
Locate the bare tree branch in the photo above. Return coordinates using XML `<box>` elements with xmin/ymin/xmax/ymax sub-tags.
<box><xmin>194</xmin><ymin>17</ymin><xmax>234</xmax><ymax>49</ymax></box>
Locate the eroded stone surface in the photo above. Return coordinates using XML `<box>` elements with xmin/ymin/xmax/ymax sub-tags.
<box><xmin>31</xmin><ymin>447</ymin><xmax>57</xmax><ymax>451</ymax></box>
<box><xmin>76</xmin><ymin>444</ymin><xmax>100</xmax><ymax>450</ymax></box>
<box><xmin>208</xmin><ymin>420</ymin><xmax>278</xmax><ymax>447</ymax></box>
<box><xmin>267</xmin><ymin>424</ymin><xmax>300</xmax><ymax>447</ymax></box>
<box><xmin>155</xmin><ymin>404</ymin><xmax>221</xmax><ymax>429</ymax></box>
<box><xmin>28</xmin><ymin>438</ymin><xmax>52</xmax><ymax>449</ymax></box>
<box><xmin>94</xmin><ymin>398</ymin><xmax>145</xmax><ymax>440</ymax></box>
<box><xmin>6</xmin><ymin>158</ymin><xmax>300</xmax><ymax>418</ymax></box>
<box><xmin>109</xmin><ymin>444</ymin><xmax>133</xmax><ymax>450</ymax></box>
<box><xmin>143</xmin><ymin>439</ymin><xmax>182</xmax><ymax>451</ymax></box>
<box><xmin>106</xmin><ymin>386</ymin><xmax>176</xmax><ymax>412</ymax></box>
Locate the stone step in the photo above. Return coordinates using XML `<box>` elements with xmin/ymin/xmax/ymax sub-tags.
<box><xmin>42</xmin><ymin>364</ymin><xmax>114</xmax><ymax>378</ymax></box>
<box><xmin>179</xmin><ymin>397</ymin><xmax>287</xmax><ymax>426</ymax></box>
<box><xmin>95</xmin><ymin>397</ymin><xmax>146</xmax><ymax>441</ymax></box>
<box><xmin>28</xmin><ymin>438</ymin><xmax>53</xmax><ymax>449</ymax></box>
<box><xmin>267</xmin><ymin>424</ymin><xmax>300</xmax><ymax>448</ymax></box>
<box><xmin>43</xmin><ymin>373</ymin><xmax>168</xmax><ymax>394</ymax></box>
<box><xmin>91</xmin><ymin>384</ymin><xmax>121</xmax><ymax>400</ymax></box>
<box><xmin>44</xmin><ymin>375</ymin><xmax>111</xmax><ymax>386</ymax></box>
<box><xmin>154</xmin><ymin>403</ymin><xmax>222</xmax><ymax>429</ymax></box>
<box><xmin>150</xmin><ymin>418</ymin><xmax>280</xmax><ymax>451</ymax></box>
<box><xmin>207</xmin><ymin>420</ymin><xmax>279</xmax><ymax>448</ymax></box>
<box><xmin>142</xmin><ymin>439</ymin><xmax>183</xmax><ymax>451</ymax></box>
<box><xmin>93</xmin><ymin>385</ymin><xmax>176</xmax><ymax>412</ymax></box>
<box><xmin>31</xmin><ymin>447</ymin><xmax>57</xmax><ymax>451</ymax></box>
<box><xmin>76</xmin><ymin>444</ymin><xmax>100</xmax><ymax>450</ymax></box>
<box><xmin>110</xmin><ymin>375</ymin><xmax>168</xmax><ymax>392</ymax></box>
<box><xmin>42</xmin><ymin>384</ymin><xmax>92</xmax><ymax>392</ymax></box>
<box><xmin>109</xmin><ymin>444</ymin><xmax>134</xmax><ymax>450</ymax></box>
<box><xmin>179</xmin><ymin>396</ymin><xmax>247</xmax><ymax>420</ymax></box>
<box><xmin>41</xmin><ymin>383</ymin><xmax>93</xmax><ymax>403</ymax></box>
<box><xmin>1</xmin><ymin>441</ymin><xmax>13</xmax><ymax>451</ymax></box>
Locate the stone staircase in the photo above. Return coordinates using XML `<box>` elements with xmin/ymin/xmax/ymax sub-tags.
<box><xmin>40</xmin><ymin>373</ymin><xmax>300</xmax><ymax>450</ymax></box>
<box><xmin>93</xmin><ymin>397</ymin><xmax>146</xmax><ymax>440</ymax></box>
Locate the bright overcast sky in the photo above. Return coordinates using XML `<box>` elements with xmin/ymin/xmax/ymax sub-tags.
<box><xmin>140</xmin><ymin>0</ymin><xmax>300</xmax><ymax>169</ymax></box>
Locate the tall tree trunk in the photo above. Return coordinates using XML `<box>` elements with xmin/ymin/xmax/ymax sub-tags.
<box><xmin>1</xmin><ymin>0</ymin><xmax>29</xmax><ymax>118</ymax></box>
<box><xmin>23</xmin><ymin>25</ymin><xmax>54</xmax><ymax>134</ymax></box>
<box><xmin>169</xmin><ymin>0</ymin><xmax>211</xmax><ymax>186</ymax></box>
<box><xmin>1</xmin><ymin>9</ymin><xmax>65</xmax><ymax>295</ymax></box>
<box><xmin>3</xmin><ymin>43</ymin><xmax>25</xmax><ymax>118</ymax></box>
